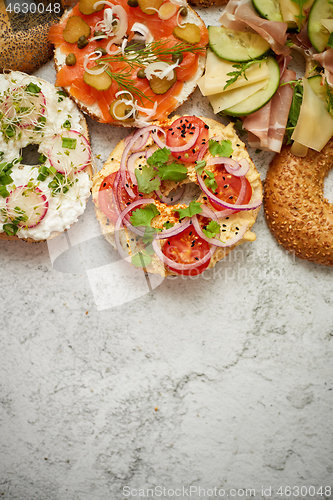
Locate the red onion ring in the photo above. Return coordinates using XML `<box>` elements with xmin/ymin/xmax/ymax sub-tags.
<box><xmin>197</xmin><ymin>135</ymin><xmax>222</xmax><ymax>161</ymax></box>
<box><xmin>152</xmin><ymin>233</ymin><xmax>216</xmax><ymax>272</ymax></box>
<box><xmin>156</xmin><ymin>217</ymin><xmax>191</xmax><ymax>239</ymax></box>
<box><xmin>155</xmin><ymin>184</ymin><xmax>185</xmax><ymax>205</ymax></box>
<box><xmin>207</xmin><ymin>157</ymin><xmax>250</xmax><ymax>177</ymax></box>
<box><xmin>197</xmin><ymin>173</ymin><xmax>261</xmax><ymax>211</ymax></box>
<box><xmin>127</xmin><ymin>151</ymin><xmax>145</xmax><ymax>185</ymax></box>
<box><xmin>114</xmin><ymin>198</ymin><xmax>155</xmax><ymax>260</ymax></box>
<box><xmin>192</xmin><ymin>206</ymin><xmax>248</xmax><ymax>248</ymax></box>
<box><xmin>151</xmin><ymin>127</ymin><xmax>200</xmax><ymax>153</ymax></box>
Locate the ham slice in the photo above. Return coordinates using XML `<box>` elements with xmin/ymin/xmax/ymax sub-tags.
<box><xmin>243</xmin><ymin>69</ymin><xmax>296</xmax><ymax>153</ymax></box>
<box><xmin>313</xmin><ymin>49</ymin><xmax>333</xmax><ymax>86</ymax></box>
<box><xmin>219</xmin><ymin>0</ymin><xmax>290</xmax><ymax>56</ymax></box>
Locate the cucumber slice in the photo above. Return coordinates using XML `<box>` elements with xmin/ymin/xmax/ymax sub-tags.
<box><xmin>208</xmin><ymin>25</ymin><xmax>271</xmax><ymax>63</ymax></box>
<box><xmin>308</xmin><ymin>0</ymin><xmax>333</xmax><ymax>52</ymax></box>
<box><xmin>308</xmin><ymin>74</ymin><xmax>333</xmax><ymax>117</ymax></box>
<box><xmin>222</xmin><ymin>56</ymin><xmax>280</xmax><ymax>116</ymax></box>
<box><xmin>252</xmin><ymin>0</ymin><xmax>283</xmax><ymax>22</ymax></box>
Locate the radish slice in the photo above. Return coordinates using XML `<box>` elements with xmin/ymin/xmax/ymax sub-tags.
<box><xmin>48</xmin><ymin>130</ymin><xmax>91</xmax><ymax>175</ymax></box>
<box><xmin>6</xmin><ymin>186</ymin><xmax>48</xmax><ymax>228</ymax></box>
<box><xmin>2</xmin><ymin>87</ymin><xmax>46</xmax><ymax>129</ymax></box>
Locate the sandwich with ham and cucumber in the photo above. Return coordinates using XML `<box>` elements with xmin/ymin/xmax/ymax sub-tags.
<box><xmin>199</xmin><ymin>0</ymin><xmax>333</xmax><ymax>157</ymax></box>
<box><xmin>49</xmin><ymin>0</ymin><xmax>208</xmax><ymax>127</ymax></box>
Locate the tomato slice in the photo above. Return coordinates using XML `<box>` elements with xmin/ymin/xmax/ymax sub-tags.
<box><xmin>98</xmin><ymin>171</ymin><xmax>138</xmax><ymax>220</ymax></box>
<box><xmin>162</xmin><ymin>224</ymin><xmax>211</xmax><ymax>276</ymax></box>
<box><xmin>166</xmin><ymin>116</ymin><xmax>209</xmax><ymax>163</ymax></box>
<box><xmin>207</xmin><ymin>168</ymin><xmax>252</xmax><ymax>211</ymax></box>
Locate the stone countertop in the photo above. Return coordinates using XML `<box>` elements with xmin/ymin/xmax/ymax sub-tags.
<box><xmin>1</xmin><ymin>7</ymin><xmax>333</xmax><ymax>499</ymax></box>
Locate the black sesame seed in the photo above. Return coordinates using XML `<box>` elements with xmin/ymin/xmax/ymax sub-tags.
<box><xmin>204</xmin><ymin>124</ymin><xmax>209</xmax><ymax>129</ymax></box>
<box><xmin>195</xmin><ymin>257</ymin><xmax>199</xmax><ymax>260</ymax></box>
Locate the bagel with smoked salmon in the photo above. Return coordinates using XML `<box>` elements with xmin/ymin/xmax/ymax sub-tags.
<box><xmin>92</xmin><ymin>115</ymin><xmax>262</xmax><ymax>276</ymax></box>
<box><xmin>0</xmin><ymin>71</ymin><xmax>92</xmax><ymax>243</ymax></box>
<box><xmin>49</xmin><ymin>0</ymin><xmax>208</xmax><ymax>127</ymax></box>
<box><xmin>264</xmin><ymin>140</ymin><xmax>333</xmax><ymax>266</ymax></box>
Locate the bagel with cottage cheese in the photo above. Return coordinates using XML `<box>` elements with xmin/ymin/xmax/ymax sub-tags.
<box><xmin>0</xmin><ymin>71</ymin><xmax>92</xmax><ymax>243</ymax></box>
<box><xmin>92</xmin><ymin>115</ymin><xmax>262</xmax><ymax>276</ymax></box>
<box><xmin>0</xmin><ymin>1</ymin><xmax>64</xmax><ymax>74</ymax></box>
<box><xmin>49</xmin><ymin>0</ymin><xmax>208</xmax><ymax>127</ymax></box>
<box><xmin>264</xmin><ymin>141</ymin><xmax>333</xmax><ymax>266</ymax></box>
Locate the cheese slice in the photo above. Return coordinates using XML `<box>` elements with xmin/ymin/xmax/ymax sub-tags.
<box><xmin>207</xmin><ymin>79</ymin><xmax>269</xmax><ymax>113</ymax></box>
<box><xmin>291</xmin><ymin>77</ymin><xmax>333</xmax><ymax>152</ymax></box>
<box><xmin>201</xmin><ymin>51</ymin><xmax>270</xmax><ymax>96</ymax></box>
<box><xmin>280</xmin><ymin>0</ymin><xmax>314</xmax><ymax>25</ymax></box>
<box><xmin>320</xmin><ymin>18</ymin><xmax>333</xmax><ymax>33</ymax></box>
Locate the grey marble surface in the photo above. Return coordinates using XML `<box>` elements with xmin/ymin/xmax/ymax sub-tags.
<box><xmin>1</xmin><ymin>6</ymin><xmax>333</xmax><ymax>498</ymax></box>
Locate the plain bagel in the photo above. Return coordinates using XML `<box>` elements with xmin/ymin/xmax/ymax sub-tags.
<box><xmin>0</xmin><ymin>71</ymin><xmax>93</xmax><ymax>243</ymax></box>
<box><xmin>264</xmin><ymin>141</ymin><xmax>333</xmax><ymax>266</ymax></box>
<box><xmin>92</xmin><ymin>115</ymin><xmax>262</xmax><ymax>276</ymax></box>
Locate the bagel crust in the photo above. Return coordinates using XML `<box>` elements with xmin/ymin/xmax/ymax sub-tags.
<box><xmin>264</xmin><ymin>141</ymin><xmax>333</xmax><ymax>266</ymax></box>
<box><xmin>92</xmin><ymin>115</ymin><xmax>262</xmax><ymax>276</ymax></box>
<box><xmin>0</xmin><ymin>1</ymin><xmax>63</xmax><ymax>74</ymax></box>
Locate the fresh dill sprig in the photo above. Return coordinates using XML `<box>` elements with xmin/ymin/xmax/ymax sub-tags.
<box><xmin>100</xmin><ymin>39</ymin><xmax>205</xmax><ymax>69</ymax></box>
<box><xmin>104</xmin><ymin>67</ymin><xmax>152</xmax><ymax>104</ymax></box>
<box><xmin>224</xmin><ymin>58</ymin><xmax>265</xmax><ymax>91</ymax></box>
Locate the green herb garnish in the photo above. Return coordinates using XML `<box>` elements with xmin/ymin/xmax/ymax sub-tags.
<box><xmin>61</xmin><ymin>137</ymin><xmax>77</xmax><ymax>150</ymax></box>
<box><xmin>202</xmin><ymin>220</ymin><xmax>220</xmax><ymax>239</ymax></box>
<box><xmin>135</xmin><ymin>164</ymin><xmax>161</xmax><ymax>194</ymax></box>
<box><xmin>130</xmin><ymin>203</ymin><xmax>160</xmax><ymax>227</ymax></box>
<box><xmin>224</xmin><ymin>58</ymin><xmax>265</xmax><ymax>90</ymax></box>
<box><xmin>195</xmin><ymin>160</ymin><xmax>206</xmax><ymax>176</ymax></box>
<box><xmin>208</xmin><ymin>139</ymin><xmax>233</xmax><ymax>158</ymax></box>
<box><xmin>204</xmin><ymin>170</ymin><xmax>217</xmax><ymax>192</ymax></box>
<box><xmin>175</xmin><ymin>201</ymin><xmax>202</xmax><ymax>219</ymax></box>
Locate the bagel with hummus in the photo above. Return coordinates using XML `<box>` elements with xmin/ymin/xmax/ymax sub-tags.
<box><xmin>92</xmin><ymin>115</ymin><xmax>262</xmax><ymax>276</ymax></box>
<box><xmin>0</xmin><ymin>71</ymin><xmax>92</xmax><ymax>243</ymax></box>
<box><xmin>48</xmin><ymin>0</ymin><xmax>208</xmax><ymax>127</ymax></box>
<box><xmin>264</xmin><ymin>141</ymin><xmax>333</xmax><ymax>267</ymax></box>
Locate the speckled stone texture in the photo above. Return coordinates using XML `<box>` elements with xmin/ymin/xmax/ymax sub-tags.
<box><xmin>1</xmin><ymin>8</ymin><xmax>333</xmax><ymax>498</ymax></box>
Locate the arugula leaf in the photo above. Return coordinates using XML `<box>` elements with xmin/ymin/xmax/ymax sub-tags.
<box><xmin>285</xmin><ymin>80</ymin><xmax>303</xmax><ymax>144</ymax></box>
<box><xmin>130</xmin><ymin>203</ymin><xmax>160</xmax><ymax>227</ymax></box>
<box><xmin>195</xmin><ymin>160</ymin><xmax>206</xmax><ymax>176</ymax></box>
<box><xmin>208</xmin><ymin>139</ymin><xmax>233</xmax><ymax>158</ymax></box>
<box><xmin>290</xmin><ymin>0</ymin><xmax>307</xmax><ymax>30</ymax></box>
<box><xmin>147</xmin><ymin>147</ymin><xmax>170</xmax><ymax>168</ymax></box>
<box><xmin>202</xmin><ymin>220</ymin><xmax>220</xmax><ymax>239</ymax></box>
<box><xmin>224</xmin><ymin>59</ymin><xmax>264</xmax><ymax>90</ymax></box>
<box><xmin>131</xmin><ymin>251</ymin><xmax>153</xmax><ymax>268</ymax></box>
<box><xmin>325</xmin><ymin>79</ymin><xmax>333</xmax><ymax>115</ymax></box>
<box><xmin>135</xmin><ymin>164</ymin><xmax>161</xmax><ymax>194</ymax></box>
<box><xmin>174</xmin><ymin>201</ymin><xmax>202</xmax><ymax>219</ymax></box>
<box><xmin>204</xmin><ymin>170</ymin><xmax>217</xmax><ymax>192</ymax></box>
<box><xmin>157</xmin><ymin>161</ymin><xmax>187</xmax><ymax>182</ymax></box>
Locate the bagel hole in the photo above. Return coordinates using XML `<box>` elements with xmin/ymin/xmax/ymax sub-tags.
<box><xmin>181</xmin><ymin>182</ymin><xmax>202</xmax><ymax>205</ymax></box>
<box><xmin>21</xmin><ymin>144</ymin><xmax>41</xmax><ymax>165</ymax></box>
<box><xmin>324</xmin><ymin>169</ymin><xmax>333</xmax><ymax>203</ymax></box>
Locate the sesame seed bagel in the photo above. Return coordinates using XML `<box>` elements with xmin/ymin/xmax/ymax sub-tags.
<box><xmin>264</xmin><ymin>140</ymin><xmax>333</xmax><ymax>266</ymax></box>
<box><xmin>92</xmin><ymin>115</ymin><xmax>262</xmax><ymax>276</ymax></box>
<box><xmin>0</xmin><ymin>1</ymin><xmax>63</xmax><ymax>74</ymax></box>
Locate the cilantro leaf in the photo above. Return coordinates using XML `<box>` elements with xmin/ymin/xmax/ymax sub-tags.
<box><xmin>147</xmin><ymin>147</ymin><xmax>170</xmax><ymax>168</ymax></box>
<box><xmin>135</xmin><ymin>164</ymin><xmax>161</xmax><ymax>194</ymax></box>
<box><xmin>142</xmin><ymin>226</ymin><xmax>162</xmax><ymax>244</ymax></box>
<box><xmin>130</xmin><ymin>203</ymin><xmax>160</xmax><ymax>227</ymax></box>
<box><xmin>174</xmin><ymin>201</ymin><xmax>202</xmax><ymax>219</ymax></box>
<box><xmin>131</xmin><ymin>251</ymin><xmax>153</xmax><ymax>268</ymax></box>
<box><xmin>163</xmin><ymin>221</ymin><xmax>174</xmax><ymax>229</ymax></box>
<box><xmin>209</xmin><ymin>139</ymin><xmax>233</xmax><ymax>158</ymax></box>
<box><xmin>195</xmin><ymin>160</ymin><xmax>206</xmax><ymax>176</ymax></box>
<box><xmin>202</xmin><ymin>220</ymin><xmax>220</xmax><ymax>239</ymax></box>
<box><xmin>204</xmin><ymin>170</ymin><xmax>218</xmax><ymax>192</ymax></box>
<box><xmin>157</xmin><ymin>161</ymin><xmax>187</xmax><ymax>182</ymax></box>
